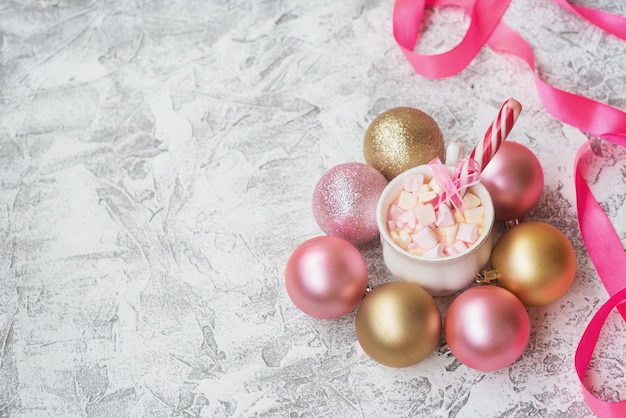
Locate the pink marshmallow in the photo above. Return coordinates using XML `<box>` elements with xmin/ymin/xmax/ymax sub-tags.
<box><xmin>388</xmin><ymin>204</ymin><xmax>404</xmax><ymax>222</ymax></box>
<box><xmin>387</xmin><ymin>220</ymin><xmax>397</xmax><ymax>231</ymax></box>
<box><xmin>456</xmin><ymin>223</ymin><xmax>478</xmax><ymax>244</ymax></box>
<box><xmin>445</xmin><ymin>240</ymin><xmax>467</xmax><ymax>256</ymax></box>
<box><xmin>411</xmin><ymin>227</ymin><xmax>438</xmax><ymax>250</ymax></box>
<box><xmin>399</xmin><ymin>209</ymin><xmax>417</xmax><ymax>229</ymax></box>
<box><xmin>401</xmin><ymin>224</ymin><xmax>414</xmax><ymax>234</ymax></box>
<box><xmin>407</xmin><ymin>242</ymin><xmax>419</xmax><ymax>251</ymax></box>
<box><xmin>435</xmin><ymin>204</ymin><xmax>455</xmax><ymax>228</ymax></box>
<box><xmin>404</xmin><ymin>173</ymin><xmax>424</xmax><ymax>195</ymax></box>
<box><xmin>423</xmin><ymin>243</ymin><xmax>445</xmax><ymax>258</ymax></box>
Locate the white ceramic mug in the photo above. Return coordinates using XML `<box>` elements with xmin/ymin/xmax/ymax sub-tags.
<box><xmin>376</xmin><ymin>164</ymin><xmax>495</xmax><ymax>296</ymax></box>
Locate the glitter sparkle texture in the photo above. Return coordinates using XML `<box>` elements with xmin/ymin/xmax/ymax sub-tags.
<box><xmin>312</xmin><ymin>162</ymin><xmax>388</xmax><ymax>245</ymax></box>
<box><xmin>363</xmin><ymin>107</ymin><xmax>446</xmax><ymax>180</ymax></box>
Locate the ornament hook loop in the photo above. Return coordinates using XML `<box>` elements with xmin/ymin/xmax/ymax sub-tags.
<box><xmin>503</xmin><ymin>219</ymin><xmax>521</xmax><ymax>230</ymax></box>
<box><xmin>475</xmin><ymin>268</ymin><xmax>499</xmax><ymax>284</ymax></box>
<box><xmin>438</xmin><ymin>342</ymin><xmax>452</xmax><ymax>357</ymax></box>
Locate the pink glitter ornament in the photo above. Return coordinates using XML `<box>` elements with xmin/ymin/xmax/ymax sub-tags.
<box><xmin>285</xmin><ymin>236</ymin><xmax>368</xmax><ymax>319</ymax></box>
<box><xmin>313</xmin><ymin>162</ymin><xmax>388</xmax><ymax>245</ymax></box>
<box><xmin>444</xmin><ymin>286</ymin><xmax>530</xmax><ymax>371</ymax></box>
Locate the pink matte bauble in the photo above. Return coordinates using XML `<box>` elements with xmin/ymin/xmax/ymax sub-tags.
<box><xmin>444</xmin><ymin>286</ymin><xmax>530</xmax><ymax>371</ymax></box>
<box><xmin>313</xmin><ymin>162</ymin><xmax>388</xmax><ymax>245</ymax></box>
<box><xmin>480</xmin><ymin>142</ymin><xmax>544</xmax><ymax>221</ymax></box>
<box><xmin>285</xmin><ymin>236</ymin><xmax>368</xmax><ymax>319</ymax></box>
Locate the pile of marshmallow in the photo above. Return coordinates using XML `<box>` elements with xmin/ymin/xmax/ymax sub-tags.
<box><xmin>386</xmin><ymin>173</ymin><xmax>485</xmax><ymax>258</ymax></box>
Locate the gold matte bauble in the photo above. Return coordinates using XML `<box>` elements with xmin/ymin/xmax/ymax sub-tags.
<box><xmin>355</xmin><ymin>281</ymin><xmax>441</xmax><ymax>368</ymax></box>
<box><xmin>491</xmin><ymin>221</ymin><xmax>576</xmax><ymax>306</ymax></box>
<box><xmin>363</xmin><ymin>107</ymin><xmax>445</xmax><ymax>180</ymax></box>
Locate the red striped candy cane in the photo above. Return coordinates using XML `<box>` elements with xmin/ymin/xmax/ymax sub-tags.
<box><xmin>470</xmin><ymin>98</ymin><xmax>522</xmax><ymax>171</ymax></box>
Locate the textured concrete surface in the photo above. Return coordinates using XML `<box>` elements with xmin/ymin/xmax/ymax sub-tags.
<box><xmin>1</xmin><ymin>0</ymin><xmax>626</xmax><ymax>417</ymax></box>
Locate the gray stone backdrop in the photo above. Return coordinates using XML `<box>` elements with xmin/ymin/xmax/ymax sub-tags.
<box><xmin>1</xmin><ymin>0</ymin><xmax>626</xmax><ymax>417</ymax></box>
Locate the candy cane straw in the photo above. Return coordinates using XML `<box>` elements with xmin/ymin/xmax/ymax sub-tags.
<box><xmin>453</xmin><ymin>99</ymin><xmax>522</xmax><ymax>197</ymax></box>
<box><xmin>470</xmin><ymin>98</ymin><xmax>522</xmax><ymax>171</ymax></box>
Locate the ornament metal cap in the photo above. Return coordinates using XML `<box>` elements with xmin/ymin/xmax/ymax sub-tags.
<box><xmin>503</xmin><ymin>218</ymin><xmax>521</xmax><ymax>229</ymax></box>
<box><xmin>475</xmin><ymin>268</ymin><xmax>500</xmax><ymax>285</ymax></box>
<box><xmin>438</xmin><ymin>343</ymin><xmax>452</xmax><ymax>357</ymax></box>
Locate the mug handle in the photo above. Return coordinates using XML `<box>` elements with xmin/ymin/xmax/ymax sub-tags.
<box><xmin>445</xmin><ymin>143</ymin><xmax>464</xmax><ymax>166</ymax></box>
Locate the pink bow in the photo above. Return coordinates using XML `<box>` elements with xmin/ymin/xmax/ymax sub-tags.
<box><xmin>428</xmin><ymin>157</ymin><xmax>480</xmax><ymax>212</ymax></box>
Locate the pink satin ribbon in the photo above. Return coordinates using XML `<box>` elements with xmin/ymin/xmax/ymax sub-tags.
<box><xmin>574</xmin><ymin>136</ymin><xmax>626</xmax><ymax>417</ymax></box>
<box><xmin>428</xmin><ymin>157</ymin><xmax>480</xmax><ymax>211</ymax></box>
<box><xmin>393</xmin><ymin>0</ymin><xmax>626</xmax><ymax>415</ymax></box>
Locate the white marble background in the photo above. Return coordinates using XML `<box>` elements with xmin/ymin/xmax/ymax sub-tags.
<box><xmin>1</xmin><ymin>0</ymin><xmax>626</xmax><ymax>417</ymax></box>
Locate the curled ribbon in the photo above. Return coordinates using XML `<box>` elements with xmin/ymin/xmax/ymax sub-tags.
<box><xmin>393</xmin><ymin>0</ymin><xmax>626</xmax><ymax>416</ymax></box>
<box><xmin>428</xmin><ymin>157</ymin><xmax>480</xmax><ymax>212</ymax></box>
<box><xmin>574</xmin><ymin>136</ymin><xmax>626</xmax><ymax>418</ymax></box>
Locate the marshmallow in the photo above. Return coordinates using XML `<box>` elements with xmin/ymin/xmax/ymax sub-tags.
<box><xmin>407</xmin><ymin>242</ymin><xmax>425</xmax><ymax>256</ymax></box>
<box><xmin>462</xmin><ymin>192</ymin><xmax>481</xmax><ymax>209</ymax></box>
<box><xmin>412</xmin><ymin>227</ymin><xmax>438</xmax><ymax>250</ymax></box>
<box><xmin>453</xmin><ymin>209</ymin><xmax>465</xmax><ymax>224</ymax></box>
<box><xmin>456</xmin><ymin>223</ymin><xmax>478</xmax><ymax>244</ymax></box>
<box><xmin>391</xmin><ymin>229</ymin><xmax>411</xmax><ymax>250</ymax></box>
<box><xmin>388</xmin><ymin>204</ymin><xmax>404</xmax><ymax>222</ymax></box>
<box><xmin>428</xmin><ymin>177</ymin><xmax>443</xmax><ymax>194</ymax></box>
<box><xmin>464</xmin><ymin>206</ymin><xmax>485</xmax><ymax>224</ymax></box>
<box><xmin>418</xmin><ymin>184</ymin><xmax>438</xmax><ymax>204</ymax></box>
<box><xmin>386</xmin><ymin>172</ymin><xmax>487</xmax><ymax>260</ymax></box>
<box><xmin>435</xmin><ymin>204</ymin><xmax>455</xmax><ymax>228</ymax></box>
<box><xmin>437</xmin><ymin>225</ymin><xmax>459</xmax><ymax>246</ymax></box>
<box><xmin>397</xmin><ymin>190</ymin><xmax>418</xmax><ymax>210</ymax></box>
<box><xmin>423</xmin><ymin>243</ymin><xmax>445</xmax><ymax>258</ymax></box>
<box><xmin>399</xmin><ymin>209</ymin><xmax>417</xmax><ymax>229</ymax></box>
<box><xmin>445</xmin><ymin>240</ymin><xmax>467</xmax><ymax>256</ymax></box>
<box><xmin>404</xmin><ymin>174</ymin><xmax>424</xmax><ymax>195</ymax></box>
<box><xmin>415</xmin><ymin>204</ymin><xmax>436</xmax><ymax>226</ymax></box>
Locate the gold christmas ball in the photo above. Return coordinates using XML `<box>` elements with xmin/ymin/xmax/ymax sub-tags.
<box><xmin>355</xmin><ymin>281</ymin><xmax>441</xmax><ymax>367</ymax></box>
<box><xmin>491</xmin><ymin>222</ymin><xmax>576</xmax><ymax>306</ymax></box>
<box><xmin>363</xmin><ymin>107</ymin><xmax>445</xmax><ymax>180</ymax></box>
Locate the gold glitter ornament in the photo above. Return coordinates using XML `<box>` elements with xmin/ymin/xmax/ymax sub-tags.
<box><xmin>363</xmin><ymin>107</ymin><xmax>445</xmax><ymax>180</ymax></box>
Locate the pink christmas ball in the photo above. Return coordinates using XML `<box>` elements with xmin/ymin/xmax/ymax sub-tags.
<box><xmin>444</xmin><ymin>286</ymin><xmax>530</xmax><ymax>371</ymax></box>
<box><xmin>480</xmin><ymin>141</ymin><xmax>544</xmax><ymax>221</ymax></box>
<box><xmin>285</xmin><ymin>236</ymin><xmax>368</xmax><ymax>319</ymax></box>
<box><xmin>312</xmin><ymin>162</ymin><xmax>388</xmax><ymax>245</ymax></box>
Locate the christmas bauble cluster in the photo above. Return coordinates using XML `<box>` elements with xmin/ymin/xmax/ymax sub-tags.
<box><xmin>285</xmin><ymin>105</ymin><xmax>576</xmax><ymax>372</ymax></box>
